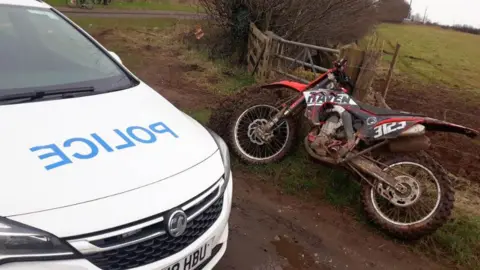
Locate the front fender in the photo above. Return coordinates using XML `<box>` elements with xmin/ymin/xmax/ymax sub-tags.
<box><xmin>261</xmin><ymin>81</ymin><xmax>308</xmax><ymax>92</ymax></box>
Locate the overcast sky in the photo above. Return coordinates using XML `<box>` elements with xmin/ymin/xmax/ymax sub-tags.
<box><xmin>410</xmin><ymin>0</ymin><xmax>480</xmax><ymax>27</ymax></box>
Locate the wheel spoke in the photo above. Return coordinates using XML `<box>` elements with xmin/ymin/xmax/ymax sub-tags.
<box><xmin>234</xmin><ymin>105</ymin><xmax>290</xmax><ymax>161</ymax></box>
<box><xmin>371</xmin><ymin>161</ymin><xmax>442</xmax><ymax>226</ymax></box>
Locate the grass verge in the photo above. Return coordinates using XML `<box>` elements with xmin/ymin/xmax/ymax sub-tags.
<box><xmin>373</xmin><ymin>23</ymin><xmax>480</xmax><ymax>91</ymax></box>
<box><xmin>75</xmin><ymin>16</ymin><xmax>480</xmax><ymax>269</ymax></box>
<box><xmin>415</xmin><ymin>212</ymin><xmax>480</xmax><ymax>269</ymax></box>
<box><xmin>46</xmin><ymin>0</ymin><xmax>203</xmax><ymax>13</ymax></box>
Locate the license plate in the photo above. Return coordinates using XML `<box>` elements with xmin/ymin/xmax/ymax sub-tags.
<box><xmin>161</xmin><ymin>238</ymin><xmax>214</xmax><ymax>270</ymax></box>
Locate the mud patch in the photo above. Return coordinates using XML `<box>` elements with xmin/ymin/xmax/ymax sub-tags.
<box><xmin>93</xmin><ymin>28</ymin><xmax>115</xmax><ymax>43</ymax></box>
<box><xmin>271</xmin><ymin>235</ymin><xmax>316</xmax><ymax>270</ymax></box>
<box><xmin>91</xmin><ymin>29</ymin><xmax>218</xmax><ymax>111</ymax></box>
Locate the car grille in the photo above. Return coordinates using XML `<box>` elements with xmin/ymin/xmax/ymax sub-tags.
<box><xmin>67</xmin><ymin>178</ymin><xmax>225</xmax><ymax>270</ymax></box>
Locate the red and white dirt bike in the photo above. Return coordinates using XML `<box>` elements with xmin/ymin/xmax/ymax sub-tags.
<box><xmin>227</xmin><ymin>58</ymin><xmax>479</xmax><ymax>239</ymax></box>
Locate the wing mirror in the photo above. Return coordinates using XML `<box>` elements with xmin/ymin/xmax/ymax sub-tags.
<box><xmin>108</xmin><ymin>51</ymin><xmax>122</xmax><ymax>64</ymax></box>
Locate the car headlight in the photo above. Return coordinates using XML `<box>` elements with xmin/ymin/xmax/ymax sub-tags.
<box><xmin>0</xmin><ymin>217</ymin><xmax>77</xmax><ymax>264</ymax></box>
<box><xmin>206</xmin><ymin>128</ymin><xmax>231</xmax><ymax>194</ymax></box>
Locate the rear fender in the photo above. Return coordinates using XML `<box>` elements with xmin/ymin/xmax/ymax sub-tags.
<box><xmin>420</xmin><ymin>118</ymin><xmax>479</xmax><ymax>139</ymax></box>
<box><xmin>261</xmin><ymin>81</ymin><xmax>308</xmax><ymax>92</ymax></box>
<box><xmin>367</xmin><ymin>117</ymin><xmax>479</xmax><ymax>139</ymax></box>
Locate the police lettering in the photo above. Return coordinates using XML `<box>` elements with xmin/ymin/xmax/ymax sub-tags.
<box><xmin>30</xmin><ymin>121</ymin><xmax>178</xmax><ymax>171</ymax></box>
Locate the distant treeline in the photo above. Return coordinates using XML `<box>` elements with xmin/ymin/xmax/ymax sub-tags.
<box><xmin>438</xmin><ymin>24</ymin><xmax>480</xmax><ymax>35</ymax></box>
<box><xmin>403</xmin><ymin>10</ymin><xmax>480</xmax><ymax>35</ymax></box>
<box><xmin>408</xmin><ymin>20</ymin><xmax>480</xmax><ymax>35</ymax></box>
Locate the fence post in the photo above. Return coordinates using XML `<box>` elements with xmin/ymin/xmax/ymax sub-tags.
<box><xmin>247</xmin><ymin>23</ymin><xmax>255</xmax><ymax>74</ymax></box>
<box><xmin>382</xmin><ymin>43</ymin><xmax>401</xmax><ymax>100</ymax></box>
<box><xmin>261</xmin><ymin>31</ymin><xmax>274</xmax><ymax>80</ymax></box>
<box><xmin>339</xmin><ymin>46</ymin><xmax>365</xmax><ymax>86</ymax></box>
<box><xmin>247</xmin><ymin>23</ymin><xmax>273</xmax><ymax>81</ymax></box>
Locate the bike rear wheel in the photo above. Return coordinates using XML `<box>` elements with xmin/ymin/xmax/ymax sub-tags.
<box><xmin>361</xmin><ymin>156</ymin><xmax>454</xmax><ymax>240</ymax></box>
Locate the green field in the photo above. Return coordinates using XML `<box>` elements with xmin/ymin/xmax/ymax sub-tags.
<box><xmin>46</xmin><ymin>0</ymin><xmax>203</xmax><ymax>13</ymax></box>
<box><xmin>375</xmin><ymin>23</ymin><xmax>480</xmax><ymax>90</ymax></box>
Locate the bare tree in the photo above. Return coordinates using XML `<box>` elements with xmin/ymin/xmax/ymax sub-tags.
<box><xmin>199</xmin><ymin>0</ymin><xmax>384</xmax><ymax>62</ymax></box>
<box><xmin>377</xmin><ymin>0</ymin><xmax>410</xmax><ymax>23</ymax></box>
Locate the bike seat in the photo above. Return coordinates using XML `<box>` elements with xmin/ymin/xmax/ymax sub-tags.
<box><xmin>357</xmin><ymin>102</ymin><xmax>425</xmax><ymax>117</ymax></box>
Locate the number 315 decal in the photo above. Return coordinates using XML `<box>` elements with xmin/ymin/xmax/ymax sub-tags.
<box><xmin>374</xmin><ymin>121</ymin><xmax>407</xmax><ymax>139</ymax></box>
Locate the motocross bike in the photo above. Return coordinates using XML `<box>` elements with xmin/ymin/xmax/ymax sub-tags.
<box><xmin>227</xmin><ymin>58</ymin><xmax>479</xmax><ymax>239</ymax></box>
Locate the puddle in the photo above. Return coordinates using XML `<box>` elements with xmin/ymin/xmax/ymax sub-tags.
<box><xmin>271</xmin><ymin>235</ymin><xmax>315</xmax><ymax>269</ymax></box>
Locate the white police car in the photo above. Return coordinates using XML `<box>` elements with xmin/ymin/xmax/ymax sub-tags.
<box><xmin>0</xmin><ymin>1</ymin><xmax>232</xmax><ymax>269</ymax></box>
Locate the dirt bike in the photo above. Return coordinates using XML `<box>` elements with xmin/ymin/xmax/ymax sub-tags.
<box><xmin>227</xmin><ymin>58</ymin><xmax>480</xmax><ymax>240</ymax></box>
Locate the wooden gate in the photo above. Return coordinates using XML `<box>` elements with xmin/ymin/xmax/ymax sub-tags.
<box><xmin>247</xmin><ymin>23</ymin><xmax>271</xmax><ymax>80</ymax></box>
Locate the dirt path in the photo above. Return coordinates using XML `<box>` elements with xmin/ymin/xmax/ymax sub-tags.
<box><xmin>57</xmin><ymin>7</ymin><xmax>206</xmax><ymax>19</ymax></box>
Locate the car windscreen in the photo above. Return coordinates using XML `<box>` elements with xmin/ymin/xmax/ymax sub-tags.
<box><xmin>0</xmin><ymin>5</ymin><xmax>134</xmax><ymax>96</ymax></box>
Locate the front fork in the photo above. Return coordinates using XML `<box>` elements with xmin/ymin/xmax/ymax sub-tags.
<box><xmin>264</xmin><ymin>94</ymin><xmax>306</xmax><ymax>130</ymax></box>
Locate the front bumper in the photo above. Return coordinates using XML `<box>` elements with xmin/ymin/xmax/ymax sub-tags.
<box><xmin>1</xmin><ymin>175</ymin><xmax>233</xmax><ymax>270</ymax></box>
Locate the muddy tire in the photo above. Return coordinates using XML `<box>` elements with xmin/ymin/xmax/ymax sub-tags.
<box><xmin>207</xmin><ymin>86</ymin><xmax>261</xmax><ymax>139</ymax></box>
<box><xmin>361</xmin><ymin>155</ymin><xmax>455</xmax><ymax>240</ymax></box>
<box><xmin>207</xmin><ymin>85</ymin><xmax>302</xmax><ymax>141</ymax></box>
<box><xmin>227</xmin><ymin>91</ymin><xmax>297</xmax><ymax>164</ymax></box>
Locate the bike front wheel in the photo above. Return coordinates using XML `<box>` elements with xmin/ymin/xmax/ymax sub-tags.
<box><xmin>228</xmin><ymin>92</ymin><xmax>297</xmax><ymax>165</ymax></box>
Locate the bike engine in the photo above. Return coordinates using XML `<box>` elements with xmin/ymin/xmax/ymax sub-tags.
<box><xmin>308</xmin><ymin>115</ymin><xmax>344</xmax><ymax>156</ymax></box>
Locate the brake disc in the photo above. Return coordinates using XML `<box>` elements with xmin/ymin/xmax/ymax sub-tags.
<box><xmin>377</xmin><ymin>176</ymin><xmax>421</xmax><ymax>207</ymax></box>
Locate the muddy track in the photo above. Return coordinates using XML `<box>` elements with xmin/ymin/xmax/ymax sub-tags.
<box><xmin>57</xmin><ymin>7</ymin><xmax>206</xmax><ymax>19</ymax></box>
<box><xmin>216</xmin><ymin>170</ymin><xmax>447</xmax><ymax>270</ymax></box>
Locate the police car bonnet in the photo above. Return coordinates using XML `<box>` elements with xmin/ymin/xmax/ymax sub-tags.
<box><xmin>0</xmin><ymin>85</ymin><xmax>219</xmax><ymax>216</ymax></box>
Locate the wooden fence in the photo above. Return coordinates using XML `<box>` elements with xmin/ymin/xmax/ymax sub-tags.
<box><xmin>247</xmin><ymin>23</ymin><xmax>389</xmax><ymax>106</ymax></box>
<box><xmin>247</xmin><ymin>23</ymin><xmax>271</xmax><ymax>80</ymax></box>
<box><xmin>248</xmin><ymin>22</ymin><xmax>341</xmax><ymax>83</ymax></box>
<box><xmin>269</xmin><ymin>31</ymin><xmax>340</xmax><ymax>83</ymax></box>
